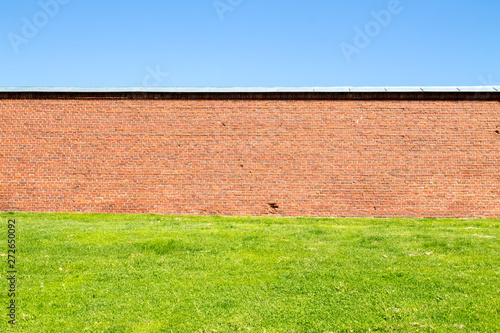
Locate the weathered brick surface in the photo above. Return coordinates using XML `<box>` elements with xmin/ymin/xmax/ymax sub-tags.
<box><xmin>1</xmin><ymin>92</ymin><xmax>499</xmax><ymax>217</ymax></box>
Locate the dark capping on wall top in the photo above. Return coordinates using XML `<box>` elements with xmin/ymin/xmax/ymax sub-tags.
<box><xmin>0</xmin><ymin>91</ymin><xmax>499</xmax><ymax>101</ymax></box>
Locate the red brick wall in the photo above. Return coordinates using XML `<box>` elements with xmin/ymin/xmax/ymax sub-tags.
<box><xmin>1</xmin><ymin>93</ymin><xmax>499</xmax><ymax>217</ymax></box>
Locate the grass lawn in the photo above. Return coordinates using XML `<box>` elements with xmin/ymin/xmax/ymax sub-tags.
<box><xmin>1</xmin><ymin>212</ymin><xmax>499</xmax><ymax>332</ymax></box>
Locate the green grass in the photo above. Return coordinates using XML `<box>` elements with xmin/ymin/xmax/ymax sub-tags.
<box><xmin>1</xmin><ymin>212</ymin><xmax>499</xmax><ymax>332</ymax></box>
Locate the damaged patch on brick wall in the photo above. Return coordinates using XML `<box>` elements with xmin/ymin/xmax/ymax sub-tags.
<box><xmin>268</xmin><ymin>203</ymin><xmax>279</xmax><ymax>213</ymax></box>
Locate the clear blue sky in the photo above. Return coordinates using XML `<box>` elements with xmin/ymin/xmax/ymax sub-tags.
<box><xmin>1</xmin><ymin>0</ymin><xmax>499</xmax><ymax>87</ymax></box>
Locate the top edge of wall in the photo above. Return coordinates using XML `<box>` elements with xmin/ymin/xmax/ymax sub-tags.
<box><xmin>0</xmin><ymin>86</ymin><xmax>499</xmax><ymax>93</ymax></box>
<box><xmin>0</xmin><ymin>87</ymin><xmax>499</xmax><ymax>101</ymax></box>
